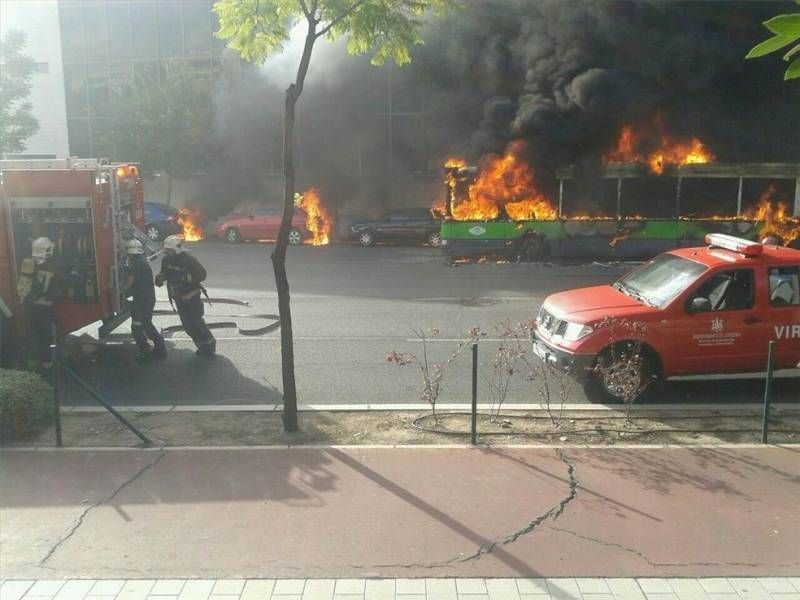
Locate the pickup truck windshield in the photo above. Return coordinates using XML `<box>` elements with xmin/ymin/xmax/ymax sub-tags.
<box><xmin>616</xmin><ymin>254</ymin><xmax>708</xmax><ymax>308</ymax></box>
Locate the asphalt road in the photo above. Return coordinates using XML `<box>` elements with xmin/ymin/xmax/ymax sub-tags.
<box><xmin>63</xmin><ymin>241</ymin><xmax>798</xmax><ymax>407</ymax></box>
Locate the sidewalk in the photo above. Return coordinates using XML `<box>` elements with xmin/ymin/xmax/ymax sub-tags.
<box><xmin>3</xmin><ymin>577</ymin><xmax>800</xmax><ymax>600</ymax></box>
<box><xmin>1</xmin><ymin>446</ymin><xmax>798</xmax><ymax>579</ymax></box>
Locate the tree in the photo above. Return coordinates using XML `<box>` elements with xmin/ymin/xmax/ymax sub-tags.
<box><xmin>746</xmin><ymin>4</ymin><xmax>800</xmax><ymax>81</ymax></box>
<box><xmin>0</xmin><ymin>29</ymin><xmax>39</xmax><ymax>156</ymax></box>
<box><xmin>214</xmin><ymin>0</ymin><xmax>455</xmax><ymax>432</ymax></box>
<box><xmin>108</xmin><ymin>66</ymin><xmax>219</xmax><ymax>204</ymax></box>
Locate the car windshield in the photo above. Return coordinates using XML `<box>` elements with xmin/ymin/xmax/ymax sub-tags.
<box><xmin>615</xmin><ymin>254</ymin><xmax>708</xmax><ymax>308</ymax></box>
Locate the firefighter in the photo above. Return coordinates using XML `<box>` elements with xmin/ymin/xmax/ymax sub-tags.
<box><xmin>16</xmin><ymin>237</ymin><xmax>61</xmax><ymax>369</ymax></box>
<box><xmin>125</xmin><ymin>239</ymin><xmax>166</xmax><ymax>361</ymax></box>
<box><xmin>154</xmin><ymin>235</ymin><xmax>216</xmax><ymax>357</ymax></box>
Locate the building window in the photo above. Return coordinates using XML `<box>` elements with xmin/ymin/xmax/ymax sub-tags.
<box><xmin>107</xmin><ymin>1</ymin><xmax>133</xmax><ymax>60</ymax></box>
<box><xmin>68</xmin><ymin>119</ymin><xmax>91</xmax><ymax>157</ymax></box>
<box><xmin>59</xmin><ymin>3</ymin><xmax>85</xmax><ymax>63</ymax></box>
<box><xmin>157</xmin><ymin>1</ymin><xmax>183</xmax><ymax>58</ymax></box>
<box><xmin>82</xmin><ymin>1</ymin><xmax>110</xmax><ymax>62</ymax></box>
<box><xmin>64</xmin><ymin>63</ymin><xmax>89</xmax><ymax>118</ymax></box>
<box><xmin>34</xmin><ymin>62</ymin><xmax>50</xmax><ymax>74</ymax></box>
<box><xmin>131</xmin><ymin>0</ymin><xmax>158</xmax><ymax>60</ymax></box>
<box><xmin>183</xmin><ymin>0</ymin><xmax>211</xmax><ymax>57</ymax></box>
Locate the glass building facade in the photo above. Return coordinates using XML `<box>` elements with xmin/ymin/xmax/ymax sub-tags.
<box><xmin>58</xmin><ymin>0</ymin><xmax>226</xmax><ymax>157</ymax></box>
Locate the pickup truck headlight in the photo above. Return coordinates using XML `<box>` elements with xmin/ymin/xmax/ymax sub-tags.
<box><xmin>562</xmin><ymin>321</ymin><xmax>593</xmax><ymax>342</ymax></box>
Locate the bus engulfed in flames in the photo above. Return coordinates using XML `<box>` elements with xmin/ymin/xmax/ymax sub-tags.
<box><xmin>604</xmin><ymin>121</ymin><xmax>715</xmax><ymax>174</ymax></box>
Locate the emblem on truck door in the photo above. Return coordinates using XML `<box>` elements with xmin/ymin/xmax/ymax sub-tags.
<box><xmin>711</xmin><ymin>318</ymin><xmax>724</xmax><ymax>333</ymax></box>
<box><xmin>468</xmin><ymin>226</ymin><xmax>486</xmax><ymax>236</ymax></box>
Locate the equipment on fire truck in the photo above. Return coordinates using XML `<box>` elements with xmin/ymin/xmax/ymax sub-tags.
<box><xmin>0</xmin><ymin>159</ymin><xmax>151</xmax><ymax>364</ymax></box>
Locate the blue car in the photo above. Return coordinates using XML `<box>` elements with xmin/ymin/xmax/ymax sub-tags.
<box><xmin>144</xmin><ymin>202</ymin><xmax>182</xmax><ymax>241</ymax></box>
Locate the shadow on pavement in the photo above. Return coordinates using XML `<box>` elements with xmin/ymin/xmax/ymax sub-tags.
<box><xmin>61</xmin><ymin>342</ymin><xmax>282</xmax><ymax>407</ymax></box>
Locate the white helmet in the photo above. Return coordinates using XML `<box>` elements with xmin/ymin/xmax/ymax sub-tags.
<box><xmin>162</xmin><ymin>234</ymin><xmax>184</xmax><ymax>253</ymax></box>
<box><xmin>32</xmin><ymin>237</ymin><xmax>54</xmax><ymax>264</ymax></box>
<box><xmin>125</xmin><ymin>239</ymin><xmax>145</xmax><ymax>255</ymax></box>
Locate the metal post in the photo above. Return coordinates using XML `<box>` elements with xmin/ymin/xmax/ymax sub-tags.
<box><xmin>616</xmin><ymin>178</ymin><xmax>622</xmax><ymax>218</ymax></box>
<box><xmin>675</xmin><ymin>177</ymin><xmax>683</xmax><ymax>218</ymax></box>
<box><xmin>761</xmin><ymin>341</ymin><xmax>775</xmax><ymax>444</ymax></box>
<box><xmin>471</xmin><ymin>342</ymin><xmax>478</xmax><ymax>445</ymax></box>
<box><xmin>794</xmin><ymin>177</ymin><xmax>800</xmax><ymax>217</ymax></box>
<box><xmin>558</xmin><ymin>179</ymin><xmax>564</xmax><ymax>217</ymax></box>
<box><xmin>736</xmin><ymin>177</ymin><xmax>744</xmax><ymax>216</ymax></box>
<box><xmin>50</xmin><ymin>344</ymin><xmax>62</xmax><ymax>447</ymax></box>
<box><xmin>61</xmin><ymin>363</ymin><xmax>152</xmax><ymax>446</ymax></box>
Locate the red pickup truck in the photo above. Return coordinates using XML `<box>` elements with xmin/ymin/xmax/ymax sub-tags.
<box><xmin>533</xmin><ymin>234</ymin><xmax>800</xmax><ymax>401</ymax></box>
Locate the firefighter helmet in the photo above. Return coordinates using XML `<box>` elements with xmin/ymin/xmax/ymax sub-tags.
<box><xmin>761</xmin><ymin>235</ymin><xmax>783</xmax><ymax>246</ymax></box>
<box><xmin>162</xmin><ymin>235</ymin><xmax>184</xmax><ymax>253</ymax></box>
<box><xmin>32</xmin><ymin>237</ymin><xmax>55</xmax><ymax>264</ymax></box>
<box><xmin>125</xmin><ymin>239</ymin><xmax>145</xmax><ymax>255</ymax></box>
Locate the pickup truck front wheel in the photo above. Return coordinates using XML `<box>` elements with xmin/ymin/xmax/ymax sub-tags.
<box><xmin>583</xmin><ymin>342</ymin><xmax>659</xmax><ymax>403</ymax></box>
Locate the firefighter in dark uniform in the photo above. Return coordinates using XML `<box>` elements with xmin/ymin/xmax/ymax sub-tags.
<box><xmin>125</xmin><ymin>239</ymin><xmax>166</xmax><ymax>360</ymax></box>
<box><xmin>16</xmin><ymin>237</ymin><xmax>61</xmax><ymax>369</ymax></box>
<box><xmin>154</xmin><ymin>235</ymin><xmax>216</xmax><ymax>356</ymax></box>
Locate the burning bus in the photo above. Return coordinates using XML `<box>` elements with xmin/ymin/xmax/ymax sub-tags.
<box><xmin>439</xmin><ymin>141</ymin><xmax>800</xmax><ymax>260</ymax></box>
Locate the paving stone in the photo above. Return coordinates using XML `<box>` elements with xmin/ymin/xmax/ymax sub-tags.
<box><xmin>545</xmin><ymin>579</ymin><xmax>581</xmax><ymax>600</ymax></box>
<box><xmin>426</xmin><ymin>579</ymin><xmax>457</xmax><ymax>600</ymax></box>
<box><xmin>85</xmin><ymin>596</ymin><xmax>117</xmax><ymax>600</ymax></box>
<box><xmin>666</xmin><ymin>580</ymin><xmax>706</xmax><ymax>598</ymax></box>
<box><xmin>53</xmin><ymin>582</ymin><xmax>97</xmax><ymax>600</ymax></box>
<box><xmin>485</xmin><ymin>579</ymin><xmax>521</xmax><ymax>600</ymax></box>
<box><xmin>333</xmin><ymin>581</ymin><xmax>364</xmax><ymax>595</ymax></box>
<box><xmin>606</xmin><ymin>579</ymin><xmax>644</xmax><ymax>600</ymax></box>
<box><xmin>363</xmin><ymin>580</ymin><xmax>393</xmax><ymax>600</ymax></box>
<box><xmin>395</xmin><ymin>580</ymin><xmax>425</xmax><ymax>596</ymax></box>
<box><xmin>118</xmin><ymin>582</ymin><xmax>156</xmax><ymax>600</ymax></box>
<box><xmin>757</xmin><ymin>580</ymin><xmax>797</xmax><ymax>595</ymax></box>
<box><xmin>638</xmin><ymin>581</ymin><xmax>673</xmax><ymax>595</ymax></box>
<box><xmin>643</xmin><ymin>594</ymin><xmax>677</xmax><ymax>600</ymax></box>
<box><xmin>301</xmin><ymin>580</ymin><xmax>334</xmax><ymax>600</ymax></box>
<box><xmin>583</xmin><ymin>595</ymin><xmax>614</xmax><ymax>600</ymax></box>
<box><xmin>273</xmin><ymin>582</ymin><xmax>306</xmax><ymax>596</ymax></box>
<box><xmin>789</xmin><ymin>581</ymin><xmax>800</xmax><ymax>594</ymax></box>
<box><xmin>28</xmin><ymin>583</ymin><xmax>66</xmax><ymax>597</ymax></box>
<box><xmin>520</xmin><ymin>597</ymin><xmax>552</xmax><ymax>600</ymax></box>
<box><xmin>209</xmin><ymin>595</ymin><xmax>241</xmax><ymax>600</ymax></box>
<box><xmin>270</xmin><ymin>596</ymin><xmax>302</xmax><ymax>600</ymax></box>
<box><xmin>726</xmin><ymin>580</ymin><xmax>770</xmax><ymax>600</ymax></box>
<box><xmin>699</xmin><ymin>582</ymin><xmax>736</xmax><ymax>596</ymax></box>
<box><xmin>177</xmin><ymin>580</ymin><xmax>215</xmax><ymax>600</ymax></box>
<box><xmin>457</xmin><ymin>581</ymin><xmax>488</xmax><ymax>595</ymax></box>
<box><xmin>241</xmin><ymin>580</ymin><xmax>274</xmax><ymax>600</ymax></box>
<box><xmin>394</xmin><ymin>596</ymin><xmax>425</xmax><ymax>600</ymax></box>
<box><xmin>516</xmin><ymin>580</ymin><xmax>549</xmax><ymax>596</ymax></box>
<box><xmin>150</xmin><ymin>583</ymin><xmax>185</xmax><ymax>597</ymax></box>
<box><xmin>147</xmin><ymin>596</ymin><xmax>179</xmax><ymax>600</ymax></box>
<box><xmin>706</xmin><ymin>595</ymin><xmax>738</xmax><ymax>600</ymax></box>
<box><xmin>458</xmin><ymin>596</ymin><xmax>490</xmax><ymax>600</ymax></box>
<box><xmin>332</xmin><ymin>595</ymin><xmax>363</xmax><ymax>600</ymax></box>
<box><xmin>767</xmin><ymin>595</ymin><xmax>800</xmax><ymax>600</ymax></box>
<box><xmin>578</xmin><ymin>580</ymin><xmax>611</xmax><ymax>595</ymax></box>
<box><xmin>212</xmin><ymin>582</ymin><xmax>245</xmax><ymax>596</ymax></box>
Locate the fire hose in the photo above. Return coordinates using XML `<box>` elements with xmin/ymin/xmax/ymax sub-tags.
<box><xmin>153</xmin><ymin>298</ymin><xmax>280</xmax><ymax>336</ymax></box>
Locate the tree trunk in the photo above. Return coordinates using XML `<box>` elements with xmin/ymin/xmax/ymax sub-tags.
<box><xmin>272</xmin><ymin>20</ymin><xmax>317</xmax><ymax>433</ymax></box>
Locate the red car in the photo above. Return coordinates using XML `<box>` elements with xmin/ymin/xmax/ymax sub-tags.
<box><xmin>534</xmin><ymin>234</ymin><xmax>800</xmax><ymax>401</ymax></box>
<box><xmin>217</xmin><ymin>207</ymin><xmax>310</xmax><ymax>244</ymax></box>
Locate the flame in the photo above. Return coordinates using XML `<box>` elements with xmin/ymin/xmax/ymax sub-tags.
<box><xmin>605</xmin><ymin>123</ymin><xmax>714</xmax><ymax>174</ymax></box>
<box><xmin>447</xmin><ymin>141</ymin><xmax>557</xmax><ymax>221</ymax></box>
<box><xmin>743</xmin><ymin>186</ymin><xmax>800</xmax><ymax>244</ymax></box>
<box><xmin>177</xmin><ymin>207</ymin><xmax>205</xmax><ymax>241</ymax></box>
<box><xmin>296</xmin><ymin>188</ymin><xmax>331</xmax><ymax>246</ymax></box>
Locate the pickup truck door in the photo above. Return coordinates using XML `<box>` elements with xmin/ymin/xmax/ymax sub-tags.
<box><xmin>672</xmin><ymin>267</ymin><xmax>766</xmax><ymax>374</ymax></box>
<box><xmin>765</xmin><ymin>264</ymin><xmax>800</xmax><ymax>369</ymax></box>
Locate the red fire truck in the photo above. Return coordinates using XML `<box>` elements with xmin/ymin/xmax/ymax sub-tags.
<box><xmin>0</xmin><ymin>158</ymin><xmax>156</xmax><ymax>365</ymax></box>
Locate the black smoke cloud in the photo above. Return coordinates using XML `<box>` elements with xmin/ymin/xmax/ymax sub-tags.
<box><xmin>202</xmin><ymin>0</ymin><xmax>800</xmax><ymax>217</ymax></box>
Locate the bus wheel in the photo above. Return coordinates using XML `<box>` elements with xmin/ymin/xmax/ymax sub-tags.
<box><xmin>515</xmin><ymin>234</ymin><xmax>544</xmax><ymax>262</ymax></box>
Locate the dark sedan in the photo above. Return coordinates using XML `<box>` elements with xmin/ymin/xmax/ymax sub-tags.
<box><xmin>144</xmin><ymin>202</ymin><xmax>183</xmax><ymax>241</ymax></box>
<box><xmin>350</xmin><ymin>208</ymin><xmax>442</xmax><ymax>247</ymax></box>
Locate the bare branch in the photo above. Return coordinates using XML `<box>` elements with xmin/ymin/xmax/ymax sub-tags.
<box><xmin>298</xmin><ymin>0</ymin><xmax>313</xmax><ymax>20</ymax></box>
<box><xmin>315</xmin><ymin>0</ymin><xmax>370</xmax><ymax>39</ymax></box>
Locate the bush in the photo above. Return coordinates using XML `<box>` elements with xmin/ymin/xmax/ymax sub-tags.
<box><xmin>0</xmin><ymin>369</ymin><xmax>54</xmax><ymax>444</ymax></box>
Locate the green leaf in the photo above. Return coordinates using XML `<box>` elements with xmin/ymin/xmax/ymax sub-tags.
<box><xmin>785</xmin><ymin>56</ymin><xmax>800</xmax><ymax>79</ymax></box>
<box><xmin>746</xmin><ymin>34</ymin><xmax>795</xmax><ymax>58</ymax></box>
<box><xmin>784</xmin><ymin>43</ymin><xmax>800</xmax><ymax>61</ymax></box>
<box><xmin>763</xmin><ymin>14</ymin><xmax>800</xmax><ymax>36</ymax></box>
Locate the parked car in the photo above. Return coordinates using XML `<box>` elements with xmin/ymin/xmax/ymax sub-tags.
<box><xmin>144</xmin><ymin>202</ymin><xmax>182</xmax><ymax>241</ymax></box>
<box><xmin>349</xmin><ymin>208</ymin><xmax>442</xmax><ymax>247</ymax></box>
<box><xmin>533</xmin><ymin>234</ymin><xmax>800</xmax><ymax>402</ymax></box>
<box><xmin>217</xmin><ymin>206</ymin><xmax>311</xmax><ymax>244</ymax></box>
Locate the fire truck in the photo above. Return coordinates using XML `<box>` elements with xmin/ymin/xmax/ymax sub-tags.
<box><xmin>0</xmin><ymin>158</ymin><xmax>158</xmax><ymax>365</ymax></box>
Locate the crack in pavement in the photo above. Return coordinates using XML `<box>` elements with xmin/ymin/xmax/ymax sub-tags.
<box><xmin>350</xmin><ymin>448</ymin><xmax>579</xmax><ymax>570</ymax></box>
<box><xmin>38</xmin><ymin>448</ymin><xmax>167</xmax><ymax>567</ymax></box>
<box><xmin>546</xmin><ymin>525</ymin><xmax>799</xmax><ymax>569</ymax></box>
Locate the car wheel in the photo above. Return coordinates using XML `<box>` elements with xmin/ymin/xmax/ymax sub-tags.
<box><xmin>359</xmin><ymin>231</ymin><xmax>375</xmax><ymax>247</ymax></box>
<box><xmin>288</xmin><ymin>229</ymin><xmax>303</xmax><ymax>245</ymax></box>
<box><xmin>145</xmin><ymin>224</ymin><xmax>162</xmax><ymax>241</ymax></box>
<box><xmin>225</xmin><ymin>228</ymin><xmax>241</xmax><ymax>243</ymax></box>
<box><xmin>428</xmin><ymin>231</ymin><xmax>442</xmax><ymax>247</ymax></box>
<box><xmin>584</xmin><ymin>342</ymin><xmax>658</xmax><ymax>403</ymax></box>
